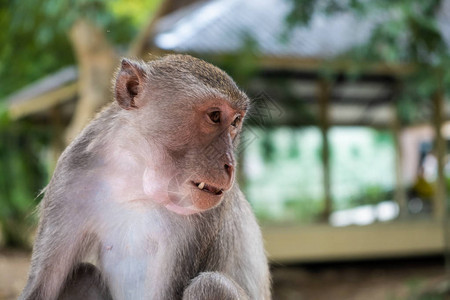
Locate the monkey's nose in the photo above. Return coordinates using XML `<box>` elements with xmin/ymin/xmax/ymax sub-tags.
<box><xmin>224</xmin><ymin>163</ymin><xmax>234</xmax><ymax>179</ymax></box>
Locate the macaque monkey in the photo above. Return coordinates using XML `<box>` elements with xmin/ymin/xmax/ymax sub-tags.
<box><xmin>20</xmin><ymin>55</ymin><xmax>271</xmax><ymax>300</ymax></box>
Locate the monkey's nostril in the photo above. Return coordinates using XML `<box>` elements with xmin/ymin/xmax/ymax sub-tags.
<box><xmin>224</xmin><ymin>163</ymin><xmax>234</xmax><ymax>178</ymax></box>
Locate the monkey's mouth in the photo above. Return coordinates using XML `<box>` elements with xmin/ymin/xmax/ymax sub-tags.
<box><xmin>192</xmin><ymin>181</ymin><xmax>223</xmax><ymax>196</ymax></box>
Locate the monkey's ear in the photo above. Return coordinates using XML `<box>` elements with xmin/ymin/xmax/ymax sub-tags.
<box><xmin>115</xmin><ymin>58</ymin><xmax>146</xmax><ymax>109</ymax></box>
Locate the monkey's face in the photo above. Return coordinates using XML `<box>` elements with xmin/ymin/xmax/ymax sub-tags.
<box><xmin>115</xmin><ymin>56</ymin><xmax>248</xmax><ymax>215</ymax></box>
<box><xmin>158</xmin><ymin>98</ymin><xmax>245</xmax><ymax>215</ymax></box>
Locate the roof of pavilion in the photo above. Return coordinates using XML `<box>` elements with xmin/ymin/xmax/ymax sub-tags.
<box><xmin>147</xmin><ymin>0</ymin><xmax>450</xmax><ymax>127</ymax></box>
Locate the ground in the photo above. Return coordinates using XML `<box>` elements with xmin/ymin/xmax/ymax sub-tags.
<box><xmin>271</xmin><ymin>257</ymin><xmax>448</xmax><ymax>300</ymax></box>
<box><xmin>0</xmin><ymin>250</ymin><xmax>30</xmax><ymax>300</ymax></box>
<box><xmin>0</xmin><ymin>250</ymin><xmax>447</xmax><ymax>300</ymax></box>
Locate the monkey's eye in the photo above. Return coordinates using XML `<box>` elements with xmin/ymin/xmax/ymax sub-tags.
<box><xmin>208</xmin><ymin>111</ymin><xmax>221</xmax><ymax>123</ymax></box>
<box><xmin>231</xmin><ymin>116</ymin><xmax>241</xmax><ymax>127</ymax></box>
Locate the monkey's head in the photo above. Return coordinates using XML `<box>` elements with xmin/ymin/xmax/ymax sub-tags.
<box><xmin>114</xmin><ymin>55</ymin><xmax>249</xmax><ymax>215</ymax></box>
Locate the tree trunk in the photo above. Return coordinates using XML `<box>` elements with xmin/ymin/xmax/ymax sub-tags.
<box><xmin>433</xmin><ymin>89</ymin><xmax>446</xmax><ymax>221</ymax></box>
<box><xmin>65</xmin><ymin>19</ymin><xmax>118</xmax><ymax>144</ymax></box>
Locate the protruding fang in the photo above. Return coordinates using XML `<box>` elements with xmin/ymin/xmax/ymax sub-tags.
<box><xmin>198</xmin><ymin>182</ymin><xmax>205</xmax><ymax>190</ymax></box>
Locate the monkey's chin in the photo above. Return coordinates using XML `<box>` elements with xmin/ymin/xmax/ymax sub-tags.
<box><xmin>164</xmin><ymin>202</ymin><xmax>203</xmax><ymax>215</ymax></box>
<box><xmin>165</xmin><ymin>189</ymin><xmax>224</xmax><ymax>215</ymax></box>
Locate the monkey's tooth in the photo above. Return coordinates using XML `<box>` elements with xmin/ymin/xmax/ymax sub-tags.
<box><xmin>198</xmin><ymin>182</ymin><xmax>205</xmax><ymax>190</ymax></box>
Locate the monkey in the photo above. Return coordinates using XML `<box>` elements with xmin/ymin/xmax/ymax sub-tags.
<box><xmin>19</xmin><ymin>54</ymin><xmax>271</xmax><ymax>300</ymax></box>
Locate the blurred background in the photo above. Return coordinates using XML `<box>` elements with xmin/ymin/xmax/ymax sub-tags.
<box><xmin>2</xmin><ymin>0</ymin><xmax>450</xmax><ymax>299</ymax></box>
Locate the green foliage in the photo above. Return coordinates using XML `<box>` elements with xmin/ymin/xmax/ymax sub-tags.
<box><xmin>285</xmin><ymin>0</ymin><xmax>366</xmax><ymax>28</ymax></box>
<box><xmin>0</xmin><ymin>103</ymin><xmax>49</xmax><ymax>248</ymax></box>
<box><xmin>0</xmin><ymin>0</ymin><xmax>75</xmax><ymax>98</ymax></box>
<box><xmin>0</xmin><ymin>120</ymin><xmax>51</xmax><ymax>248</ymax></box>
<box><xmin>260</xmin><ymin>132</ymin><xmax>276</xmax><ymax>162</ymax></box>
<box><xmin>0</xmin><ymin>0</ymin><xmax>159</xmax><ymax>99</ymax></box>
<box><xmin>109</xmin><ymin>0</ymin><xmax>162</xmax><ymax>27</ymax></box>
<box><xmin>0</xmin><ymin>102</ymin><xmax>11</xmax><ymax>128</ymax></box>
<box><xmin>288</xmin><ymin>131</ymin><xmax>300</xmax><ymax>158</ymax></box>
<box><xmin>348</xmin><ymin>185</ymin><xmax>391</xmax><ymax>208</ymax></box>
<box><xmin>283</xmin><ymin>197</ymin><xmax>323</xmax><ymax>223</ymax></box>
<box><xmin>374</xmin><ymin>131</ymin><xmax>393</xmax><ymax>146</ymax></box>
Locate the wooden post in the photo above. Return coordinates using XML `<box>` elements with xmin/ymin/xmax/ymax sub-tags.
<box><xmin>433</xmin><ymin>90</ymin><xmax>446</xmax><ymax>221</ymax></box>
<box><xmin>434</xmin><ymin>86</ymin><xmax>450</xmax><ymax>282</ymax></box>
<box><xmin>318</xmin><ymin>80</ymin><xmax>332</xmax><ymax>221</ymax></box>
<box><xmin>392</xmin><ymin>102</ymin><xmax>407</xmax><ymax>218</ymax></box>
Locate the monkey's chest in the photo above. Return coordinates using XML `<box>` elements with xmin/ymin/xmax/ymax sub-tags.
<box><xmin>97</xmin><ymin>215</ymin><xmax>204</xmax><ymax>299</ymax></box>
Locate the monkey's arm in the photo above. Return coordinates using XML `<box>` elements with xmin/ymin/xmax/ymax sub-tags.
<box><xmin>224</xmin><ymin>193</ymin><xmax>271</xmax><ymax>299</ymax></box>
<box><xmin>189</xmin><ymin>191</ymin><xmax>271</xmax><ymax>300</ymax></box>
<box><xmin>20</xmin><ymin>192</ymin><xmax>93</xmax><ymax>300</ymax></box>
